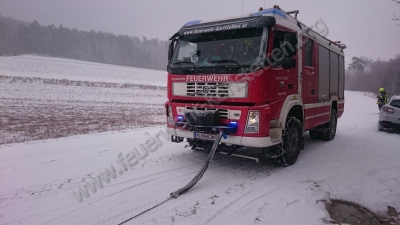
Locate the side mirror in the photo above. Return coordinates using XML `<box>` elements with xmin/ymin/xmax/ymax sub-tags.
<box><xmin>282</xmin><ymin>58</ymin><xmax>296</xmax><ymax>69</ymax></box>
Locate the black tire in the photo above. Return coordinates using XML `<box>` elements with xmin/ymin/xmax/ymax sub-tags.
<box><xmin>323</xmin><ymin>109</ymin><xmax>337</xmax><ymax>141</ymax></box>
<box><xmin>282</xmin><ymin>117</ymin><xmax>302</xmax><ymax>166</ymax></box>
<box><xmin>309</xmin><ymin>130</ymin><xmax>321</xmax><ymax>140</ymax></box>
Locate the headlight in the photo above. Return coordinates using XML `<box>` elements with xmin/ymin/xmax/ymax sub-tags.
<box><xmin>248</xmin><ymin>111</ymin><xmax>259</xmax><ymax>125</ymax></box>
<box><xmin>246</xmin><ymin>111</ymin><xmax>260</xmax><ymax>133</ymax></box>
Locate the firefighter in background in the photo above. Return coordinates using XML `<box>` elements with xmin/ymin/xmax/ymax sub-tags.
<box><xmin>201</xmin><ymin>44</ymin><xmax>222</xmax><ymax>66</ymax></box>
<box><xmin>377</xmin><ymin>87</ymin><xmax>388</xmax><ymax>110</ymax></box>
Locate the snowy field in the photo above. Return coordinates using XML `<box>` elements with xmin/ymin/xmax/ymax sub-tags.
<box><xmin>1</xmin><ymin>90</ymin><xmax>399</xmax><ymax>225</ymax></box>
<box><xmin>0</xmin><ymin>55</ymin><xmax>167</xmax><ymax>86</ymax></box>
<box><xmin>0</xmin><ymin>55</ymin><xmax>167</xmax><ymax>144</ymax></box>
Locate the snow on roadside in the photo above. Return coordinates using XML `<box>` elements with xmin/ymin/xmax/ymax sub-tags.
<box><xmin>0</xmin><ymin>91</ymin><xmax>399</xmax><ymax>225</ymax></box>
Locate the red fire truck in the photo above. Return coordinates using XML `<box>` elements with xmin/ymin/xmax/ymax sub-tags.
<box><xmin>165</xmin><ymin>6</ymin><xmax>346</xmax><ymax>166</ymax></box>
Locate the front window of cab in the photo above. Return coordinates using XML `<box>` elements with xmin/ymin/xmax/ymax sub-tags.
<box><xmin>169</xmin><ymin>27</ymin><xmax>268</xmax><ymax>75</ymax></box>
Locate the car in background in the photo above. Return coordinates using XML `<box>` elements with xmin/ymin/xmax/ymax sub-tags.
<box><xmin>378</xmin><ymin>95</ymin><xmax>400</xmax><ymax>132</ymax></box>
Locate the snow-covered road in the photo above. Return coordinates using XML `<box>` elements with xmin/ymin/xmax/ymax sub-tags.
<box><xmin>1</xmin><ymin>91</ymin><xmax>399</xmax><ymax>225</ymax></box>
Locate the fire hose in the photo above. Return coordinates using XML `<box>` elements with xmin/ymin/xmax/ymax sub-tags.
<box><xmin>117</xmin><ymin>130</ymin><xmax>224</xmax><ymax>225</ymax></box>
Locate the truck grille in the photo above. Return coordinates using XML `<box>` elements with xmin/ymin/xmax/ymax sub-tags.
<box><xmin>172</xmin><ymin>82</ymin><xmax>248</xmax><ymax>98</ymax></box>
<box><xmin>187</xmin><ymin>82</ymin><xmax>229</xmax><ymax>98</ymax></box>
<box><xmin>185</xmin><ymin>107</ymin><xmax>229</xmax><ymax>119</ymax></box>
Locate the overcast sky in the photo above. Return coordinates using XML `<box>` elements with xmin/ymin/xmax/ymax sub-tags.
<box><xmin>1</xmin><ymin>0</ymin><xmax>399</xmax><ymax>65</ymax></box>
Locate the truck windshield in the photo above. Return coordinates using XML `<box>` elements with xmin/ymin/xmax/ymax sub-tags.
<box><xmin>170</xmin><ymin>27</ymin><xmax>267</xmax><ymax>74</ymax></box>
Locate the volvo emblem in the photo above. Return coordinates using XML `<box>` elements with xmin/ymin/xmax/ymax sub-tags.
<box><xmin>202</xmin><ymin>86</ymin><xmax>209</xmax><ymax>93</ymax></box>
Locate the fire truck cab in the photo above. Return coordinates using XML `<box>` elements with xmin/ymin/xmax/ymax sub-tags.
<box><xmin>165</xmin><ymin>6</ymin><xmax>346</xmax><ymax>165</ymax></box>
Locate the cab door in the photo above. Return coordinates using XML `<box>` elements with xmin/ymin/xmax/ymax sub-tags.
<box><xmin>268</xmin><ymin>29</ymin><xmax>299</xmax><ymax>103</ymax></box>
<box><xmin>301</xmin><ymin>37</ymin><xmax>317</xmax><ymax>131</ymax></box>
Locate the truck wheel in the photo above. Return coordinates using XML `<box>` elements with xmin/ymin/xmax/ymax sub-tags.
<box><xmin>282</xmin><ymin>117</ymin><xmax>302</xmax><ymax>166</ymax></box>
<box><xmin>323</xmin><ymin>109</ymin><xmax>337</xmax><ymax>141</ymax></box>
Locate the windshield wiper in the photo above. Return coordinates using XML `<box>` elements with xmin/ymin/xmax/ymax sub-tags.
<box><xmin>209</xmin><ymin>59</ymin><xmax>243</xmax><ymax>68</ymax></box>
<box><xmin>172</xmin><ymin>61</ymin><xmax>202</xmax><ymax>73</ymax></box>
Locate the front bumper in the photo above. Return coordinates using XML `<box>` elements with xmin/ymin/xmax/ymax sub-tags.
<box><xmin>166</xmin><ymin>127</ymin><xmax>280</xmax><ymax>148</ymax></box>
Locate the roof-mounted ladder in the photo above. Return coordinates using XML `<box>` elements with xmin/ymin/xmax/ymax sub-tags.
<box><xmin>285</xmin><ymin>10</ymin><xmax>300</xmax><ymax>20</ymax></box>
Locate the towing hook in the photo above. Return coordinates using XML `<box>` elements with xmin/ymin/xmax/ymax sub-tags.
<box><xmin>171</xmin><ymin>135</ymin><xmax>184</xmax><ymax>143</ymax></box>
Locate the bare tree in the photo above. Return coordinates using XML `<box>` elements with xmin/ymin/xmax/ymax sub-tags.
<box><xmin>392</xmin><ymin>0</ymin><xmax>400</xmax><ymax>26</ymax></box>
<box><xmin>392</xmin><ymin>15</ymin><xmax>400</xmax><ymax>26</ymax></box>
<box><xmin>346</xmin><ymin>55</ymin><xmax>400</xmax><ymax>96</ymax></box>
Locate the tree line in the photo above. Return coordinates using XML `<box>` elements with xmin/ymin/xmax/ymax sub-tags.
<box><xmin>0</xmin><ymin>15</ymin><xmax>169</xmax><ymax>70</ymax></box>
<box><xmin>346</xmin><ymin>55</ymin><xmax>400</xmax><ymax>97</ymax></box>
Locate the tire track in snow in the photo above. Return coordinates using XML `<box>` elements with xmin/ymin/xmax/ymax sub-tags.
<box><xmin>91</xmin><ymin>156</ymin><xmax>266</xmax><ymax>225</ymax></box>
<box><xmin>111</xmin><ymin>158</ymin><xmax>275</xmax><ymax>225</ymax></box>
<box><xmin>42</xmin><ymin>156</ymin><xmax>231</xmax><ymax>225</ymax></box>
<box><xmin>92</xmin><ymin>161</ymin><xmax>236</xmax><ymax>225</ymax></box>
